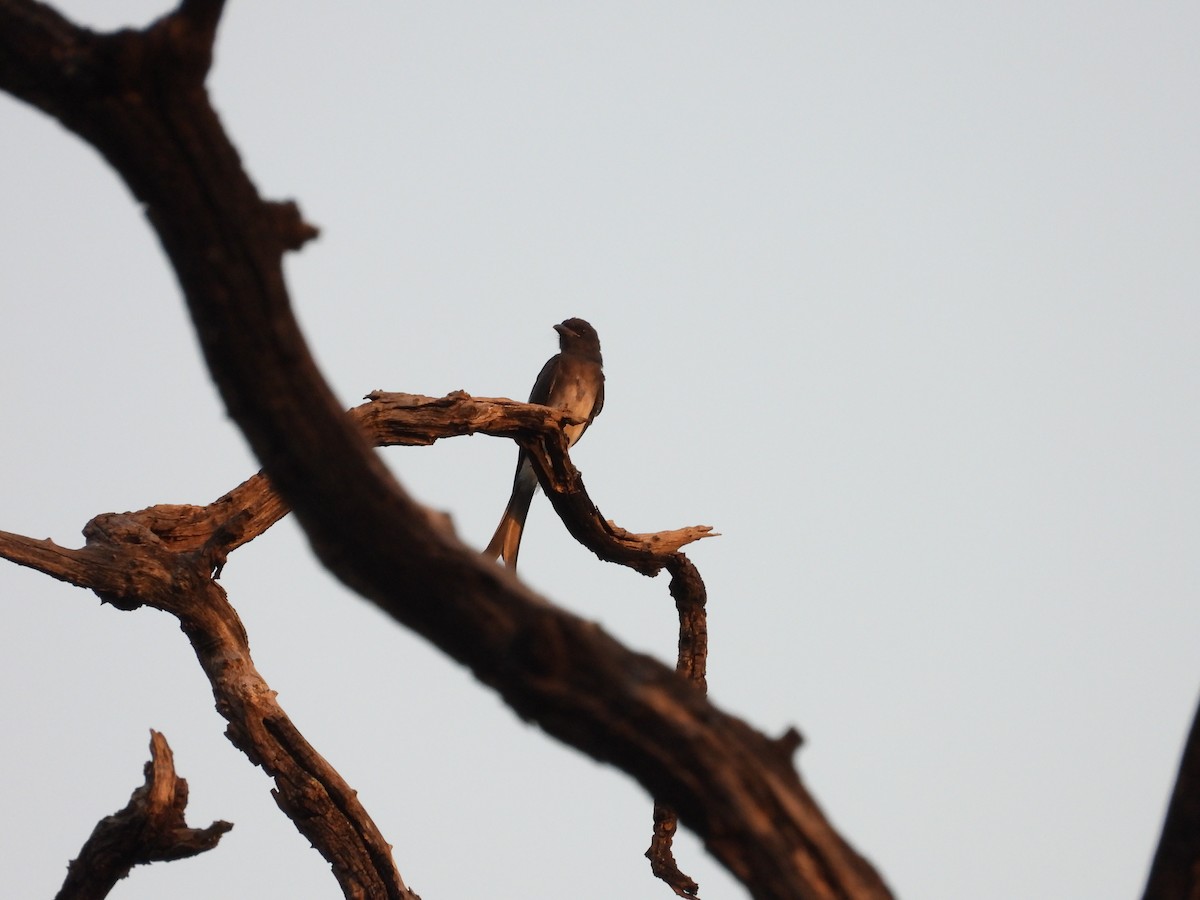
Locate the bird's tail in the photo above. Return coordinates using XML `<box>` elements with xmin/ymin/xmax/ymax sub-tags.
<box><xmin>484</xmin><ymin>463</ymin><xmax>538</xmax><ymax>569</ymax></box>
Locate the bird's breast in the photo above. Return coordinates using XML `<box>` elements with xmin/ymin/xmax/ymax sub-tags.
<box><xmin>558</xmin><ymin>378</ymin><xmax>599</xmax><ymax>446</ymax></box>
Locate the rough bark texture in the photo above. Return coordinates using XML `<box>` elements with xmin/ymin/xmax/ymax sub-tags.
<box><xmin>0</xmin><ymin>2</ymin><xmax>906</xmax><ymax>898</ymax></box>
<box><xmin>56</xmin><ymin>731</ymin><xmax>232</xmax><ymax>900</ymax></box>
<box><xmin>1</xmin><ymin>508</ymin><xmax>421</xmax><ymax>900</ymax></box>
<box><xmin>0</xmin><ymin>391</ymin><xmax>728</xmax><ymax>898</ymax></box>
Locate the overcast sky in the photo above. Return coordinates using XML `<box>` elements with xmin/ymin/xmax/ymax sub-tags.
<box><xmin>2</xmin><ymin>3</ymin><xmax>1198</xmax><ymax>899</ymax></box>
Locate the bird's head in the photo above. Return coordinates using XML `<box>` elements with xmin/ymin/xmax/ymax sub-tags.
<box><xmin>554</xmin><ymin>317</ymin><xmax>602</xmax><ymax>362</ymax></box>
<box><xmin>554</xmin><ymin>318</ymin><xmax>601</xmax><ymax>356</ymax></box>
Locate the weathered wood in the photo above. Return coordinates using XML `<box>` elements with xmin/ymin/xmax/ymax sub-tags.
<box><xmin>55</xmin><ymin>731</ymin><xmax>232</xmax><ymax>900</ymax></box>
<box><xmin>0</xmin><ymin>2</ymin><xmax>895</xmax><ymax>898</ymax></box>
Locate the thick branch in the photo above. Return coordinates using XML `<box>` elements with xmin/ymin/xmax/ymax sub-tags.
<box><xmin>359</xmin><ymin>391</ymin><xmax>716</xmax><ymax>892</ymax></box>
<box><xmin>0</xmin><ymin>391</ymin><xmax>706</xmax><ymax>578</ymax></box>
<box><xmin>56</xmin><ymin>730</ymin><xmax>232</xmax><ymax>900</ymax></box>
<box><xmin>0</xmin><ymin>5</ymin><xmax>890</xmax><ymax>898</ymax></box>
<box><xmin>1</xmin><ymin>389</ymin><xmax>711</xmax><ymax>894</ymax></box>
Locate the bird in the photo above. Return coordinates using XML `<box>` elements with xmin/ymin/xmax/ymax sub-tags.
<box><xmin>484</xmin><ymin>317</ymin><xmax>604</xmax><ymax>570</ymax></box>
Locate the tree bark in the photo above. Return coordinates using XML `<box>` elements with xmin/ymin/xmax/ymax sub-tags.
<box><xmin>0</xmin><ymin>3</ymin><xmax>895</xmax><ymax>898</ymax></box>
<box><xmin>56</xmin><ymin>731</ymin><xmax>232</xmax><ymax>900</ymax></box>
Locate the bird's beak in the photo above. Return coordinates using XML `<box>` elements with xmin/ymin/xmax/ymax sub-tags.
<box><xmin>554</xmin><ymin>323</ymin><xmax>574</xmax><ymax>338</ymax></box>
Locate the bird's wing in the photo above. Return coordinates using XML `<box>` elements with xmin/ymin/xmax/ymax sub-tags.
<box><xmin>589</xmin><ymin>376</ymin><xmax>604</xmax><ymax>423</ymax></box>
<box><xmin>528</xmin><ymin>352</ymin><xmax>563</xmax><ymax>405</ymax></box>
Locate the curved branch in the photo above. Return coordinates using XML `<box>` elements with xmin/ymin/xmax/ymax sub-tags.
<box><xmin>0</xmin><ymin>4</ymin><xmax>891</xmax><ymax>898</ymax></box>
<box><xmin>359</xmin><ymin>390</ymin><xmax>714</xmax><ymax>889</ymax></box>
<box><xmin>0</xmin><ymin>510</ymin><xmax>420</xmax><ymax>899</ymax></box>
<box><xmin>358</xmin><ymin>392</ymin><xmax>717</xmax><ymax>567</ymax></box>
<box><xmin>56</xmin><ymin>730</ymin><xmax>232</xmax><ymax>900</ymax></box>
<box><xmin>1</xmin><ymin>388</ymin><xmax>712</xmax><ymax>893</ymax></box>
<box><xmin>0</xmin><ymin>391</ymin><xmax>707</xmax><ymax>577</ymax></box>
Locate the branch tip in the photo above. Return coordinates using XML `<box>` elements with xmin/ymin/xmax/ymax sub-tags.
<box><xmin>55</xmin><ymin>729</ymin><xmax>232</xmax><ymax>899</ymax></box>
<box><xmin>774</xmin><ymin>726</ymin><xmax>805</xmax><ymax>760</ymax></box>
<box><xmin>265</xmin><ymin>199</ymin><xmax>320</xmax><ymax>251</ymax></box>
<box><xmin>169</xmin><ymin>0</ymin><xmax>226</xmax><ymax>48</ymax></box>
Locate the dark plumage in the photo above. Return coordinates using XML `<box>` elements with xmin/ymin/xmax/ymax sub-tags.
<box><xmin>484</xmin><ymin>318</ymin><xmax>604</xmax><ymax>569</ymax></box>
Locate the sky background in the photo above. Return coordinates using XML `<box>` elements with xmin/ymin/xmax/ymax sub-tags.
<box><xmin>2</xmin><ymin>2</ymin><xmax>1198</xmax><ymax>898</ymax></box>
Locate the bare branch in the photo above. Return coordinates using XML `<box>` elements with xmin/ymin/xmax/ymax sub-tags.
<box><xmin>0</xmin><ymin>531</ymin><xmax>109</xmax><ymax>588</ymax></box>
<box><xmin>0</xmin><ymin>387</ymin><xmax>712</xmax><ymax>894</ymax></box>
<box><xmin>55</xmin><ymin>731</ymin><xmax>232</xmax><ymax>900</ymax></box>
<box><xmin>0</xmin><ymin>512</ymin><xmax>419</xmax><ymax>898</ymax></box>
<box><xmin>0</xmin><ymin>392</ymin><xmax>709</xmax><ymax>577</ymax></box>
<box><xmin>0</xmin><ymin>6</ymin><xmax>891</xmax><ymax>898</ymax></box>
<box><xmin>358</xmin><ymin>391</ymin><xmax>717</xmax><ymax>894</ymax></box>
<box><xmin>646</xmin><ymin>802</ymin><xmax>700</xmax><ymax>898</ymax></box>
<box><xmin>358</xmin><ymin>391</ymin><xmax>716</xmax><ymax>562</ymax></box>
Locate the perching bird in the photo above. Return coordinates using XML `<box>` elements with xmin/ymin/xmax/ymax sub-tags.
<box><xmin>484</xmin><ymin>318</ymin><xmax>604</xmax><ymax>569</ymax></box>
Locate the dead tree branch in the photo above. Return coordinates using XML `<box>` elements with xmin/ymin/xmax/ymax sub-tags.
<box><xmin>0</xmin><ymin>516</ymin><xmax>420</xmax><ymax>900</ymax></box>
<box><xmin>357</xmin><ymin>391</ymin><xmax>717</xmax><ymax>568</ymax></box>
<box><xmin>2</xmin><ymin>387</ymin><xmax>712</xmax><ymax>893</ymax></box>
<box><xmin>359</xmin><ymin>390</ymin><xmax>716</xmax><ymax>890</ymax></box>
<box><xmin>56</xmin><ymin>731</ymin><xmax>231</xmax><ymax>900</ymax></box>
<box><xmin>0</xmin><ymin>2</ymin><xmax>893</xmax><ymax>898</ymax></box>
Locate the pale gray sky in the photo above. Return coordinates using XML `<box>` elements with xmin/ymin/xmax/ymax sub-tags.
<box><xmin>2</xmin><ymin>3</ymin><xmax>1198</xmax><ymax>898</ymax></box>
